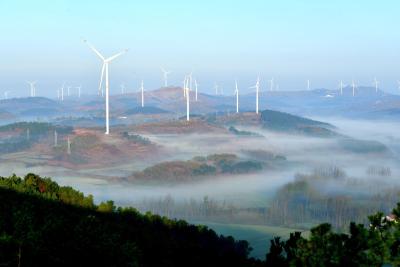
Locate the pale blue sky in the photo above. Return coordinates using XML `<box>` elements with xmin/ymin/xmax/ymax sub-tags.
<box><xmin>0</xmin><ymin>0</ymin><xmax>399</xmax><ymax>97</ymax></box>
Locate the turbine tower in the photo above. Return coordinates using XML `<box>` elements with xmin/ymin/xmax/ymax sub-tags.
<box><xmin>269</xmin><ymin>78</ymin><xmax>274</xmax><ymax>91</ymax></box>
<box><xmin>352</xmin><ymin>80</ymin><xmax>356</xmax><ymax>97</ymax></box>
<box><xmin>161</xmin><ymin>67</ymin><xmax>171</xmax><ymax>87</ymax></box>
<box><xmin>307</xmin><ymin>79</ymin><xmax>310</xmax><ymax>91</ymax></box>
<box><xmin>84</xmin><ymin>39</ymin><xmax>128</xmax><ymax>135</ymax></box>
<box><xmin>249</xmin><ymin>77</ymin><xmax>260</xmax><ymax>114</ymax></box>
<box><xmin>27</xmin><ymin>81</ymin><xmax>36</xmax><ymax>97</ymax></box>
<box><xmin>339</xmin><ymin>80</ymin><xmax>344</xmax><ymax>95</ymax></box>
<box><xmin>235</xmin><ymin>80</ymin><xmax>239</xmax><ymax>113</ymax></box>
<box><xmin>120</xmin><ymin>83</ymin><xmax>125</xmax><ymax>95</ymax></box>
<box><xmin>54</xmin><ymin>130</ymin><xmax>58</xmax><ymax>147</ymax></box>
<box><xmin>140</xmin><ymin>80</ymin><xmax>144</xmax><ymax>107</ymax></box>
<box><xmin>76</xmin><ymin>85</ymin><xmax>81</xmax><ymax>98</ymax></box>
<box><xmin>374</xmin><ymin>77</ymin><xmax>379</xmax><ymax>93</ymax></box>
<box><xmin>67</xmin><ymin>86</ymin><xmax>71</xmax><ymax>97</ymax></box>
<box><xmin>214</xmin><ymin>83</ymin><xmax>219</xmax><ymax>95</ymax></box>
<box><xmin>60</xmin><ymin>83</ymin><xmax>65</xmax><ymax>101</ymax></box>
<box><xmin>194</xmin><ymin>79</ymin><xmax>198</xmax><ymax>101</ymax></box>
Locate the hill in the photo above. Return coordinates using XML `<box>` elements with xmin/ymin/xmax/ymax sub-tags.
<box><xmin>260</xmin><ymin>109</ymin><xmax>336</xmax><ymax>137</ymax></box>
<box><xmin>0</xmin><ymin>174</ymin><xmax>259</xmax><ymax>267</ymax></box>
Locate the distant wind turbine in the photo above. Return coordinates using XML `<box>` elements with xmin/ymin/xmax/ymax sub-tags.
<box><xmin>235</xmin><ymin>80</ymin><xmax>239</xmax><ymax>113</ymax></box>
<box><xmin>76</xmin><ymin>85</ymin><xmax>81</xmax><ymax>98</ymax></box>
<box><xmin>84</xmin><ymin>39</ymin><xmax>128</xmax><ymax>135</ymax></box>
<box><xmin>194</xmin><ymin>79</ymin><xmax>198</xmax><ymax>101</ymax></box>
<box><xmin>3</xmin><ymin>91</ymin><xmax>10</xmax><ymax>99</ymax></box>
<box><xmin>339</xmin><ymin>80</ymin><xmax>344</xmax><ymax>95</ymax></box>
<box><xmin>214</xmin><ymin>83</ymin><xmax>219</xmax><ymax>95</ymax></box>
<box><xmin>307</xmin><ymin>79</ymin><xmax>310</xmax><ymax>91</ymax></box>
<box><xmin>161</xmin><ymin>67</ymin><xmax>171</xmax><ymax>87</ymax></box>
<box><xmin>140</xmin><ymin>80</ymin><xmax>144</xmax><ymax>107</ymax></box>
<box><xmin>27</xmin><ymin>81</ymin><xmax>36</xmax><ymax>97</ymax></box>
<box><xmin>185</xmin><ymin>77</ymin><xmax>190</xmax><ymax>121</ymax></box>
<box><xmin>54</xmin><ymin>130</ymin><xmax>58</xmax><ymax>147</ymax></box>
<box><xmin>352</xmin><ymin>80</ymin><xmax>356</xmax><ymax>97</ymax></box>
<box><xmin>374</xmin><ymin>77</ymin><xmax>379</xmax><ymax>93</ymax></box>
<box><xmin>249</xmin><ymin>77</ymin><xmax>260</xmax><ymax>114</ymax></box>
<box><xmin>67</xmin><ymin>86</ymin><xmax>71</xmax><ymax>97</ymax></box>
<box><xmin>60</xmin><ymin>83</ymin><xmax>65</xmax><ymax>101</ymax></box>
<box><xmin>120</xmin><ymin>83</ymin><xmax>125</xmax><ymax>94</ymax></box>
<box><xmin>269</xmin><ymin>78</ymin><xmax>274</xmax><ymax>91</ymax></box>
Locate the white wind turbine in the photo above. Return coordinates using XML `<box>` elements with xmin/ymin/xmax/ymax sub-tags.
<box><xmin>249</xmin><ymin>77</ymin><xmax>260</xmax><ymax>114</ymax></box>
<box><xmin>27</xmin><ymin>81</ymin><xmax>36</xmax><ymax>97</ymax></box>
<box><xmin>194</xmin><ymin>79</ymin><xmax>198</xmax><ymax>101</ymax></box>
<box><xmin>307</xmin><ymin>79</ymin><xmax>310</xmax><ymax>91</ymax></box>
<box><xmin>214</xmin><ymin>83</ymin><xmax>219</xmax><ymax>95</ymax></box>
<box><xmin>67</xmin><ymin>86</ymin><xmax>71</xmax><ymax>97</ymax></box>
<box><xmin>161</xmin><ymin>67</ymin><xmax>171</xmax><ymax>87</ymax></box>
<box><xmin>352</xmin><ymin>80</ymin><xmax>356</xmax><ymax>97</ymax></box>
<box><xmin>185</xmin><ymin>76</ymin><xmax>190</xmax><ymax>121</ymax></box>
<box><xmin>269</xmin><ymin>78</ymin><xmax>274</xmax><ymax>91</ymax></box>
<box><xmin>339</xmin><ymin>80</ymin><xmax>344</xmax><ymax>95</ymax></box>
<box><xmin>374</xmin><ymin>77</ymin><xmax>379</xmax><ymax>93</ymax></box>
<box><xmin>76</xmin><ymin>85</ymin><xmax>82</xmax><ymax>98</ymax></box>
<box><xmin>84</xmin><ymin>39</ymin><xmax>128</xmax><ymax>135</ymax></box>
<box><xmin>3</xmin><ymin>91</ymin><xmax>10</xmax><ymax>100</ymax></box>
<box><xmin>140</xmin><ymin>80</ymin><xmax>144</xmax><ymax>107</ymax></box>
<box><xmin>60</xmin><ymin>83</ymin><xmax>65</xmax><ymax>101</ymax></box>
<box><xmin>235</xmin><ymin>80</ymin><xmax>239</xmax><ymax>113</ymax></box>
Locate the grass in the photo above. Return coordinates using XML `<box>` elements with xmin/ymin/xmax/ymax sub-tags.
<box><xmin>194</xmin><ymin>221</ymin><xmax>308</xmax><ymax>259</ymax></box>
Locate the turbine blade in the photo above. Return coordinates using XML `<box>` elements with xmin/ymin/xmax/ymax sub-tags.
<box><xmin>83</xmin><ymin>39</ymin><xmax>105</xmax><ymax>61</ymax></box>
<box><xmin>106</xmin><ymin>49</ymin><xmax>128</xmax><ymax>62</ymax></box>
<box><xmin>99</xmin><ymin>64</ymin><xmax>105</xmax><ymax>92</ymax></box>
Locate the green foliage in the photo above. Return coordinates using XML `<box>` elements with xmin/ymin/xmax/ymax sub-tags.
<box><xmin>228</xmin><ymin>126</ymin><xmax>262</xmax><ymax>137</ymax></box>
<box><xmin>122</xmin><ymin>132</ymin><xmax>151</xmax><ymax>145</ymax></box>
<box><xmin>0</xmin><ymin>174</ymin><xmax>257</xmax><ymax>267</ymax></box>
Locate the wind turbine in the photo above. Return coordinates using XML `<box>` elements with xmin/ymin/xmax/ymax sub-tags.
<box><xmin>3</xmin><ymin>91</ymin><xmax>10</xmax><ymax>100</ymax></box>
<box><xmin>76</xmin><ymin>85</ymin><xmax>81</xmax><ymax>98</ymax></box>
<box><xmin>161</xmin><ymin>67</ymin><xmax>171</xmax><ymax>87</ymax></box>
<box><xmin>374</xmin><ymin>77</ymin><xmax>379</xmax><ymax>93</ymax></box>
<box><xmin>140</xmin><ymin>80</ymin><xmax>144</xmax><ymax>107</ymax></box>
<box><xmin>67</xmin><ymin>86</ymin><xmax>71</xmax><ymax>97</ymax></box>
<box><xmin>269</xmin><ymin>78</ymin><xmax>274</xmax><ymax>91</ymax></box>
<box><xmin>235</xmin><ymin>80</ymin><xmax>239</xmax><ymax>113</ymax></box>
<box><xmin>120</xmin><ymin>83</ymin><xmax>125</xmax><ymax>95</ymax></box>
<box><xmin>84</xmin><ymin>39</ymin><xmax>128</xmax><ymax>135</ymax></box>
<box><xmin>351</xmin><ymin>80</ymin><xmax>356</xmax><ymax>97</ymax></box>
<box><xmin>307</xmin><ymin>79</ymin><xmax>310</xmax><ymax>91</ymax></box>
<box><xmin>194</xmin><ymin>79</ymin><xmax>198</xmax><ymax>101</ymax></box>
<box><xmin>185</xmin><ymin>77</ymin><xmax>190</xmax><ymax>121</ymax></box>
<box><xmin>27</xmin><ymin>81</ymin><xmax>36</xmax><ymax>97</ymax></box>
<box><xmin>60</xmin><ymin>83</ymin><xmax>65</xmax><ymax>101</ymax></box>
<box><xmin>339</xmin><ymin>80</ymin><xmax>344</xmax><ymax>95</ymax></box>
<box><xmin>249</xmin><ymin>77</ymin><xmax>260</xmax><ymax>114</ymax></box>
<box><xmin>214</xmin><ymin>83</ymin><xmax>219</xmax><ymax>95</ymax></box>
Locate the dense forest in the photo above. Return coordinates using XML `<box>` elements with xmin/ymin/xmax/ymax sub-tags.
<box><xmin>1</xmin><ymin>173</ymin><xmax>400</xmax><ymax>266</ymax></box>
<box><xmin>0</xmin><ymin>174</ymin><xmax>257</xmax><ymax>267</ymax></box>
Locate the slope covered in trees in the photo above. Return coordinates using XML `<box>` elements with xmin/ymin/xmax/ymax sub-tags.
<box><xmin>1</xmin><ymin>173</ymin><xmax>400</xmax><ymax>266</ymax></box>
<box><xmin>0</xmin><ymin>174</ymin><xmax>257</xmax><ymax>267</ymax></box>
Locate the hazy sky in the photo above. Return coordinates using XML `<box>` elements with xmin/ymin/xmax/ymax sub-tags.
<box><xmin>1</xmin><ymin>0</ymin><xmax>399</xmax><ymax>97</ymax></box>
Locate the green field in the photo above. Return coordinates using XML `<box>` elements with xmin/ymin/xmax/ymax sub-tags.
<box><xmin>194</xmin><ymin>221</ymin><xmax>308</xmax><ymax>259</ymax></box>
